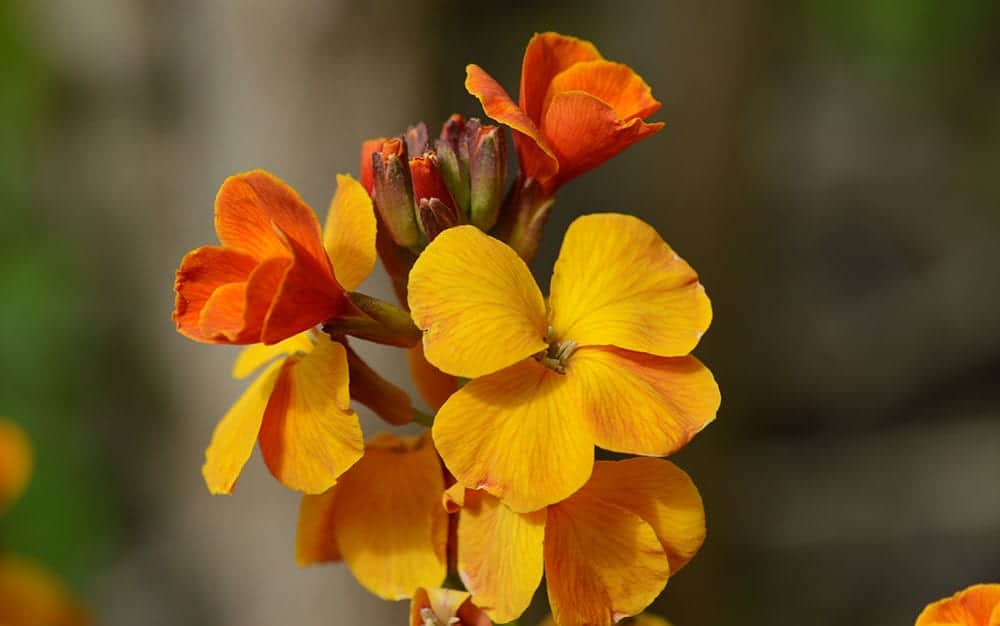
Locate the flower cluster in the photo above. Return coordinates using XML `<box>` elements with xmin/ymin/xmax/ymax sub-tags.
<box><xmin>173</xmin><ymin>31</ymin><xmax>718</xmax><ymax>625</ymax></box>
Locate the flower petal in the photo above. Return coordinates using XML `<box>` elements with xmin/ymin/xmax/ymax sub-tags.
<box><xmin>549</xmin><ymin>213</ymin><xmax>711</xmax><ymax>356</ymax></box>
<box><xmin>324</xmin><ymin>174</ymin><xmax>377</xmax><ymax>291</ymax></box>
<box><xmin>545</xmin><ymin>59</ymin><xmax>660</xmax><ymax>122</ymax></box>
<box><xmin>258</xmin><ymin>336</ymin><xmax>363</xmax><ymax>494</ymax></box>
<box><xmin>410</xmin><ymin>587</ymin><xmax>493</xmax><ymax>626</ymax></box>
<box><xmin>545</xmin><ymin>493</ymin><xmax>669</xmax><ymax>626</ymax></box>
<box><xmin>407</xmin><ymin>344</ymin><xmax>458</xmax><ymax>411</ymax></box>
<box><xmin>173</xmin><ymin>245</ymin><xmax>256</xmax><ymax>343</ymax></box>
<box><xmin>916</xmin><ymin>584</ymin><xmax>1000</xmax><ymax>626</ymax></box>
<box><xmin>432</xmin><ymin>359</ymin><xmax>593</xmax><ymax>512</ymax></box>
<box><xmin>296</xmin><ymin>485</ymin><xmax>342</xmax><ymax>565</ymax></box>
<box><xmin>196</xmin><ymin>256</ymin><xmax>291</xmax><ymax>344</ymax></box>
<box><xmin>456</xmin><ymin>490</ymin><xmax>545</xmax><ymax>623</ymax></box>
<box><xmin>0</xmin><ymin>419</ymin><xmax>32</xmax><ymax>514</ymax></box>
<box><xmin>408</xmin><ymin>225</ymin><xmax>547</xmax><ymax>379</ymax></box>
<box><xmin>465</xmin><ymin>64</ymin><xmax>558</xmax><ymax>184</ymax></box>
<box><xmin>519</xmin><ymin>32</ymin><xmax>603</xmax><ymax>122</ymax></box>
<box><xmin>568</xmin><ymin>348</ymin><xmax>719</xmax><ymax>456</ymax></box>
<box><xmin>202</xmin><ymin>360</ymin><xmax>283</xmax><ymax>495</ymax></box>
<box><xmin>0</xmin><ymin>555</ymin><xmax>89</xmax><ymax>626</ymax></box>
<box><xmin>581</xmin><ymin>459</ymin><xmax>705</xmax><ymax>574</ymax></box>
<box><xmin>232</xmin><ymin>332</ymin><xmax>314</xmax><ymax>380</ymax></box>
<box><xmin>334</xmin><ymin>433</ymin><xmax>448</xmax><ymax>600</ymax></box>
<box><xmin>359</xmin><ymin>138</ymin><xmax>386</xmax><ymax>194</ymax></box>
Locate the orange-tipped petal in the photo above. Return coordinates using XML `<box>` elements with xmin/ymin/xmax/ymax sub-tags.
<box><xmin>173</xmin><ymin>245</ymin><xmax>256</xmax><ymax>343</ymax></box>
<box><xmin>407</xmin><ymin>344</ymin><xmax>458</xmax><ymax>411</ymax></box>
<box><xmin>544</xmin><ymin>60</ymin><xmax>660</xmax><ymax>123</ymax></box>
<box><xmin>465</xmin><ymin>64</ymin><xmax>558</xmax><ymax>185</ymax></box>
<box><xmin>296</xmin><ymin>484</ymin><xmax>342</xmax><ymax>565</ymax></box>
<box><xmin>432</xmin><ymin>359</ymin><xmax>593</xmax><ymax>513</ymax></box>
<box><xmin>916</xmin><ymin>584</ymin><xmax>1000</xmax><ymax>626</ymax></box>
<box><xmin>545</xmin><ymin>492</ymin><xmax>670</xmax><ymax>626</ymax></box>
<box><xmin>360</xmin><ymin>138</ymin><xmax>386</xmax><ymax>194</ymax></box>
<box><xmin>581</xmin><ymin>459</ymin><xmax>705</xmax><ymax>574</ymax></box>
<box><xmin>202</xmin><ymin>360</ymin><xmax>283</xmax><ymax>495</ymax></box>
<box><xmin>456</xmin><ymin>491</ymin><xmax>545</xmax><ymax>623</ymax></box>
<box><xmin>410</xmin><ymin>587</ymin><xmax>493</xmax><ymax>626</ymax></box>
<box><xmin>0</xmin><ymin>419</ymin><xmax>32</xmax><ymax>514</ymax></box>
<box><xmin>232</xmin><ymin>332</ymin><xmax>314</xmax><ymax>380</ymax></box>
<box><xmin>569</xmin><ymin>348</ymin><xmax>719</xmax><ymax>456</ymax></box>
<box><xmin>549</xmin><ymin>213</ymin><xmax>711</xmax><ymax>357</ymax></box>
<box><xmin>518</xmin><ymin>32</ymin><xmax>603</xmax><ymax>122</ymax></box>
<box><xmin>324</xmin><ymin>174</ymin><xmax>377</xmax><ymax>291</ymax></box>
<box><xmin>333</xmin><ymin>433</ymin><xmax>448</xmax><ymax>600</ymax></box>
<box><xmin>258</xmin><ymin>336</ymin><xmax>363</xmax><ymax>494</ymax></box>
<box><xmin>408</xmin><ymin>226</ymin><xmax>547</xmax><ymax>379</ymax></box>
<box><xmin>0</xmin><ymin>555</ymin><xmax>89</xmax><ymax>626</ymax></box>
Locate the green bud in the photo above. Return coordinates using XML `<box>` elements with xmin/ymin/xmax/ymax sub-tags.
<box><xmin>371</xmin><ymin>138</ymin><xmax>421</xmax><ymax>249</ymax></box>
<box><xmin>469</xmin><ymin>125</ymin><xmax>507</xmax><ymax>232</ymax></box>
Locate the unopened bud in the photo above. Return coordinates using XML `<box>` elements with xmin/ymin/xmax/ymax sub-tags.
<box><xmin>434</xmin><ymin>138</ymin><xmax>470</xmax><ymax>214</ymax></box>
<box><xmin>404</xmin><ymin>122</ymin><xmax>429</xmax><ymax>157</ymax></box>
<box><xmin>469</xmin><ymin>125</ymin><xmax>507</xmax><ymax>231</ymax></box>
<box><xmin>371</xmin><ymin>138</ymin><xmax>420</xmax><ymax>249</ymax></box>
<box><xmin>409</xmin><ymin>153</ymin><xmax>461</xmax><ymax>240</ymax></box>
<box><xmin>417</xmin><ymin>197</ymin><xmax>461</xmax><ymax>242</ymax></box>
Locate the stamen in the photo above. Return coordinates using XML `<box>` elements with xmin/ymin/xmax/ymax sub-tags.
<box><xmin>420</xmin><ymin>607</ymin><xmax>460</xmax><ymax>626</ymax></box>
<box><xmin>536</xmin><ymin>327</ymin><xmax>578</xmax><ymax>374</ymax></box>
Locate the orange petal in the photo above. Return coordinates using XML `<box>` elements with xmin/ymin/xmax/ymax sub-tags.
<box><xmin>232</xmin><ymin>332</ymin><xmax>315</xmax><ymax>380</ymax></box>
<box><xmin>916</xmin><ymin>584</ymin><xmax>1000</xmax><ymax>626</ymax></box>
<box><xmin>0</xmin><ymin>419</ymin><xmax>32</xmax><ymax>514</ymax></box>
<box><xmin>324</xmin><ymin>174</ymin><xmax>377</xmax><ymax>291</ymax></box>
<box><xmin>333</xmin><ymin>433</ymin><xmax>448</xmax><ymax>600</ymax></box>
<box><xmin>456</xmin><ymin>490</ymin><xmax>545</xmax><ymax>623</ymax></box>
<box><xmin>545</xmin><ymin>492</ymin><xmax>669</xmax><ymax>626</ymax></box>
<box><xmin>0</xmin><ymin>555</ymin><xmax>89</xmax><ymax>626</ymax></box>
<box><xmin>173</xmin><ymin>245</ymin><xmax>256</xmax><ymax>343</ymax></box>
<box><xmin>410</xmin><ymin>587</ymin><xmax>493</xmax><ymax>626</ymax></box>
<box><xmin>202</xmin><ymin>360</ymin><xmax>283</xmax><ymax>495</ymax></box>
<box><xmin>360</xmin><ymin>137</ymin><xmax>386</xmax><ymax>194</ymax></box>
<box><xmin>545</xmin><ymin>60</ymin><xmax>660</xmax><ymax>123</ymax></box>
<box><xmin>549</xmin><ymin>213</ymin><xmax>711</xmax><ymax>357</ymax></box>
<box><xmin>568</xmin><ymin>348</ymin><xmax>719</xmax><ymax>456</ymax></box>
<box><xmin>465</xmin><ymin>64</ymin><xmax>558</xmax><ymax>185</ymax></box>
<box><xmin>580</xmin><ymin>459</ymin><xmax>705</xmax><ymax>574</ymax></box>
<box><xmin>432</xmin><ymin>359</ymin><xmax>593</xmax><ymax>513</ymax></box>
<box><xmin>258</xmin><ymin>335</ymin><xmax>363</xmax><ymax>494</ymax></box>
<box><xmin>296</xmin><ymin>484</ymin><xmax>342</xmax><ymax>565</ymax></box>
<box><xmin>408</xmin><ymin>225</ymin><xmax>547</xmax><ymax>379</ymax></box>
<box><xmin>518</xmin><ymin>32</ymin><xmax>603</xmax><ymax>122</ymax></box>
<box><xmin>407</xmin><ymin>344</ymin><xmax>458</xmax><ymax>411</ymax></box>
<box><xmin>541</xmin><ymin>92</ymin><xmax>663</xmax><ymax>189</ymax></box>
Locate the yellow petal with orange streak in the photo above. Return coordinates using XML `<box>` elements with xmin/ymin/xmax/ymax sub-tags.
<box><xmin>258</xmin><ymin>335</ymin><xmax>363</xmax><ymax>494</ymax></box>
<box><xmin>324</xmin><ymin>174</ymin><xmax>377</xmax><ymax>291</ymax></box>
<box><xmin>567</xmin><ymin>348</ymin><xmax>719</xmax><ymax>456</ymax></box>
<box><xmin>334</xmin><ymin>433</ymin><xmax>448</xmax><ymax>600</ymax></box>
<box><xmin>549</xmin><ymin>213</ymin><xmax>711</xmax><ymax>357</ymax></box>
<box><xmin>202</xmin><ymin>360</ymin><xmax>283</xmax><ymax>495</ymax></box>
<box><xmin>231</xmin><ymin>332</ymin><xmax>314</xmax><ymax>380</ymax></box>
<box><xmin>407</xmin><ymin>344</ymin><xmax>458</xmax><ymax>411</ymax></box>
<box><xmin>916</xmin><ymin>583</ymin><xmax>1000</xmax><ymax>626</ymax></box>
<box><xmin>408</xmin><ymin>226</ymin><xmax>547</xmax><ymax>379</ymax></box>
<box><xmin>432</xmin><ymin>358</ymin><xmax>593</xmax><ymax>513</ymax></box>
<box><xmin>0</xmin><ymin>555</ymin><xmax>89</xmax><ymax>626</ymax></box>
<box><xmin>296</xmin><ymin>484</ymin><xmax>342</xmax><ymax>565</ymax></box>
<box><xmin>0</xmin><ymin>419</ymin><xmax>32</xmax><ymax>514</ymax></box>
<box><xmin>581</xmin><ymin>459</ymin><xmax>705</xmax><ymax>575</ymax></box>
<box><xmin>457</xmin><ymin>491</ymin><xmax>545</xmax><ymax>623</ymax></box>
<box><xmin>544</xmin><ymin>493</ymin><xmax>670</xmax><ymax>626</ymax></box>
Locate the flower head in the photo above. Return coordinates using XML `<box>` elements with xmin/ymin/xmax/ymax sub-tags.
<box><xmin>916</xmin><ymin>584</ymin><xmax>1000</xmax><ymax>626</ymax></box>
<box><xmin>408</xmin><ymin>213</ymin><xmax>718</xmax><ymax>511</ymax></box>
<box><xmin>466</xmin><ymin>32</ymin><xmax>662</xmax><ymax>193</ymax></box>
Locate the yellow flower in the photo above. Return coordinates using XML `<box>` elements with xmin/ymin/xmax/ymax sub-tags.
<box><xmin>408</xmin><ymin>213</ymin><xmax>719</xmax><ymax>511</ymax></box>
<box><xmin>201</xmin><ymin>174</ymin><xmax>377</xmax><ymax>495</ymax></box>
<box><xmin>296</xmin><ymin>432</ymin><xmax>448</xmax><ymax>601</ymax></box>
<box><xmin>449</xmin><ymin>458</ymin><xmax>704</xmax><ymax>625</ymax></box>
<box><xmin>0</xmin><ymin>418</ymin><xmax>33</xmax><ymax>515</ymax></box>
<box><xmin>411</xmin><ymin>587</ymin><xmax>492</xmax><ymax>626</ymax></box>
<box><xmin>916</xmin><ymin>584</ymin><xmax>1000</xmax><ymax>626</ymax></box>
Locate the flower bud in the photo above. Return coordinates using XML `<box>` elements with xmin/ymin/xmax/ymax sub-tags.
<box><xmin>410</xmin><ymin>152</ymin><xmax>462</xmax><ymax>242</ymax></box>
<box><xmin>371</xmin><ymin>138</ymin><xmax>421</xmax><ymax>249</ymax></box>
<box><xmin>404</xmin><ymin>122</ymin><xmax>429</xmax><ymax>156</ymax></box>
<box><xmin>417</xmin><ymin>197</ymin><xmax>461</xmax><ymax>243</ymax></box>
<box><xmin>469</xmin><ymin>124</ymin><xmax>507</xmax><ymax>232</ymax></box>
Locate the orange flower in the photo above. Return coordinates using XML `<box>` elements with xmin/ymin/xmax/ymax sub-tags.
<box><xmin>466</xmin><ymin>32</ymin><xmax>662</xmax><ymax>193</ymax></box>
<box><xmin>174</xmin><ymin>169</ymin><xmax>350</xmax><ymax>345</ymax></box>
<box><xmin>916</xmin><ymin>584</ymin><xmax>1000</xmax><ymax>626</ymax></box>
<box><xmin>449</xmin><ymin>458</ymin><xmax>704</xmax><ymax>626</ymax></box>
<box><xmin>0</xmin><ymin>556</ymin><xmax>90</xmax><ymax>626</ymax></box>
<box><xmin>296</xmin><ymin>433</ymin><xmax>448</xmax><ymax>601</ymax></box>
<box><xmin>411</xmin><ymin>587</ymin><xmax>492</xmax><ymax>626</ymax></box>
<box><xmin>0</xmin><ymin>419</ymin><xmax>32</xmax><ymax>515</ymax></box>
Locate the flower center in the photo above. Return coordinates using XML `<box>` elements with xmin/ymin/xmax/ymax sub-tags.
<box><xmin>420</xmin><ymin>608</ymin><xmax>460</xmax><ymax>626</ymax></box>
<box><xmin>537</xmin><ymin>325</ymin><xmax>577</xmax><ymax>374</ymax></box>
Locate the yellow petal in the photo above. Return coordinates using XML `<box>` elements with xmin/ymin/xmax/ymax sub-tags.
<box><xmin>432</xmin><ymin>359</ymin><xmax>593</xmax><ymax>512</ymax></box>
<box><xmin>581</xmin><ymin>459</ymin><xmax>705</xmax><ymax>574</ymax></box>
<box><xmin>0</xmin><ymin>555</ymin><xmax>89</xmax><ymax>626</ymax></box>
<box><xmin>0</xmin><ymin>419</ymin><xmax>33</xmax><ymax>514</ymax></box>
<box><xmin>324</xmin><ymin>173</ymin><xmax>377</xmax><ymax>291</ymax></box>
<box><xmin>258</xmin><ymin>335</ymin><xmax>363</xmax><ymax>494</ymax></box>
<box><xmin>202</xmin><ymin>360</ymin><xmax>283</xmax><ymax>495</ymax></box>
<box><xmin>231</xmin><ymin>332</ymin><xmax>314</xmax><ymax>380</ymax></box>
<box><xmin>456</xmin><ymin>490</ymin><xmax>545</xmax><ymax>623</ymax></box>
<box><xmin>408</xmin><ymin>225</ymin><xmax>547</xmax><ymax>378</ymax></box>
<box><xmin>296</xmin><ymin>485</ymin><xmax>342</xmax><ymax>565</ymax></box>
<box><xmin>334</xmin><ymin>433</ymin><xmax>448</xmax><ymax>600</ymax></box>
<box><xmin>549</xmin><ymin>213</ymin><xmax>711</xmax><ymax>356</ymax></box>
<box><xmin>545</xmin><ymin>492</ymin><xmax>670</xmax><ymax>626</ymax></box>
<box><xmin>410</xmin><ymin>587</ymin><xmax>493</xmax><ymax>626</ymax></box>
<box><xmin>568</xmin><ymin>347</ymin><xmax>719</xmax><ymax>456</ymax></box>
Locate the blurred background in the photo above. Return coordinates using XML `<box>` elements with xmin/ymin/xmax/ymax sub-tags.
<box><xmin>1</xmin><ymin>1</ymin><xmax>998</xmax><ymax>624</ymax></box>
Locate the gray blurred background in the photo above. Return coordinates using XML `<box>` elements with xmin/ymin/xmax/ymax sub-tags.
<box><xmin>1</xmin><ymin>1</ymin><xmax>998</xmax><ymax>624</ymax></box>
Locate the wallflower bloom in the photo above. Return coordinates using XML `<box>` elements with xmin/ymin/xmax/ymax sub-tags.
<box><xmin>411</xmin><ymin>587</ymin><xmax>492</xmax><ymax>626</ymax></box>
<box><xmin>916</xmin><ymin>584</ymin><xmax>1000</xmax><ymax>626</ymax></box>
<box><xmin>296</xmin><ymin>433</ymin><xmax>448</xmax><ymax>600</ymax></box>
<box><xmin>174</xmin><ymin>170</ymin><xmax>353</xmax><ymax>345</ymax></box>
<box><xmin>201</xmin><ymin>174</ymin><xmax>378</xmax><ymax>495</ymax></box>
<box><xmin>409</xmin><ymin>213</ymin><xmax>718</xmax><ymax>511</ymax></box>
<box><xmin>466</xmin><ymin>32</ymin><xmax>662</xmax><ymax>193</ymax></box>
<box><xmin>0</xmin><ymin>418</ymin><xmax>32</xmax><ymax>514</ymax></box>
<box><xmin>449</xmin><ymin>458</ymin><xmax>704</xmax><ymax>625</ymax></box>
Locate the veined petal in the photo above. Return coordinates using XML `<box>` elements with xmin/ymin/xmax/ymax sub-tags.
<box><xmin>0</xmin><ymin>555</ymin><xmax>89</xmax><ymax>626</ymax></box>
<box><xmin>324</xmin><ymin>174</ymin><xmax>377</xmax><ymax>291</ymax></box>
<box><xmin>432</xmin><ymin>359</ymin><xmax>593</xmax><ymax>512</ymax></box>
<box><xmin>456</xmin><ymin>490</ymin><xmax>545</xmax><ymax>623</ymax></box>
<box><xmin>408</xmin><ymin>226</ymin><xmax>547</xmax><ymax>379</ymax></box>
<box><xmin>360</xmin><ymin>138</ymin><xmax>386</xmax><ymax>194</ymax></box>
<box><xmin>916</xmin><ymin>584</ymin><xmax>1000</xmax><ymax>626</ymax></box>
<box><xmin>549</xmin><ymin>213</ymin><xmax>710</xmax><ymax>356</ymax></box>
<box><xmin>258</xmin><ymin>336</ymin><xmax>363</xmax><ymax>494</ymax></box>
<box><xmin>581</xmin><ymin>459</ymin><xmax>705</xmax><ymax>574</ymax></box>
<box><xmin>0</xmin><ymin>419</ymin><xmax>32</xmax><ymax>514</ymax></box>
<box><xmin>407</xmin><ymin>344</ymin><xmax>458</xmax><ymax>411</ymax></box>
<box><xmin>545</xmin><ymin>493</ymin><xmax>669</xmax><ymax>626</ymax></box>
<box><xmin>202</xmin><ymin>360</ymin><xmax>283</xmax><ymax>495</ymax></box>
<box><xmin>232</xmin><ymin>332</ymin><xmax>314</xmax><ymax>380</ymax></box>
<box><xmin>334</xmin><ymin>433</ymin><xmax>448</xmax><ymax>600</ymax></box>
<box><xmin>519</xmin><ymin>32</ymin><xmax>602</xmax><ymax>122</ymax></box>
<box><xmin>545</xmin><ymin>60</ymin><xmax>660</xmax><ymax>122</ymax></box>
<box><xmin>296</xmin><ymin>484</ymin><xmax>342</xmax><ymax>565</ymax></box>
<box><xmin>568</xmin><ymin>348</ymin><xmax>719</xmax><ymax>456</ymax></box>
<box><xmin>196</xmin><ymin>256</ymin><xmax>290</xmax><ymax>344</ymax></box>
<box><xmin>410</xmin><ymin>587</ymin><xmax>493</xmax><ymax>626</ymax></box>
<box><xmin>173</xmin><ymin>245</ymin><xmax>256</xmax><ymax>343</ymax></box>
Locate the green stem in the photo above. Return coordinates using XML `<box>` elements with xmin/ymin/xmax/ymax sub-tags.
<box><xmin>323</xmin><ymin>292</ymin><xmax>422</xmax><ymax>348</ymax></box>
